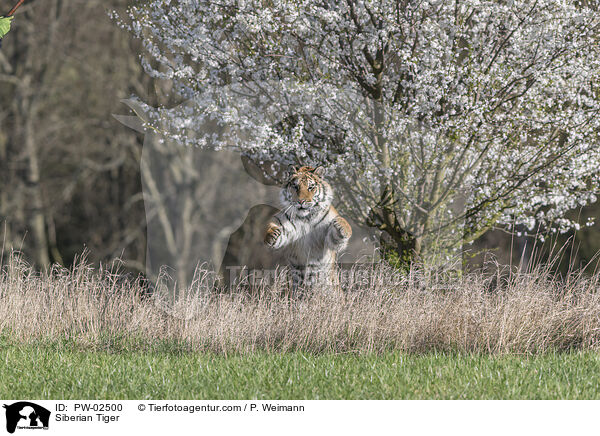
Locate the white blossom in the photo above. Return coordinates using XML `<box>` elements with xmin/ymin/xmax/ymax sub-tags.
<box><xmin>118</xmin><ymin>0</ymin><xmax>600</xmax><ymax>251</ymax></box>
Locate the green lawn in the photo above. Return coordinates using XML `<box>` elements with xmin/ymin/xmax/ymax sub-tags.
<box><xmin>1</xmin><ymin>341</ymin><xmax>600</xmax><ymax>399</ymax></box>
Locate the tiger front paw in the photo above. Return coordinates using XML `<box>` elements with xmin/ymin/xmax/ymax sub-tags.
<box><xmin>265</xmin><ymin>223</ymin><xmax>283</xmax><ymax>249</ymax></box>
<box><xmin>327</xmin><ymin>217</ymin><xmax>352</xmax><ymax>250</ymax></box>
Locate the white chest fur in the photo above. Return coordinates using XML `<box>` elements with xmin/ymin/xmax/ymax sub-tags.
<box><xmin>279</xmin><ymin>209</ymin><xmax>335</xmax><ymax>266</ymax></box>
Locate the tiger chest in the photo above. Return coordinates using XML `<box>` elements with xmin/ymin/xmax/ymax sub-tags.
<box><xmin>287</xmin><ymin>221</ymin><xmax>332</xmax><ymax>264</ymax></box>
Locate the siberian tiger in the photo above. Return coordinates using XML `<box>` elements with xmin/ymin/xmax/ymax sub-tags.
<box><xmin>264</xmin><ymin>165</ymin><xmax>352</xmax><ymax>289</ymax></box>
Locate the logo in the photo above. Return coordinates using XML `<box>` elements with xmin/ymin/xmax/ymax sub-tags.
<box><xmin>2</xmin><ymin>402</ymin><xmax>50</xmax><ymax>434</ymax></box>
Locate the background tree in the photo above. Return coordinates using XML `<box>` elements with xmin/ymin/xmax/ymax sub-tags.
<box><xmin>116</xmin><ymin>98</ymin><xmax>281</xmax><ymax>288</ymax></box>
<box><xmin>122</xmin><ymin>0</ymin><xmax>600</xmax><ymax>263</ymax></box>
<box><xmin>0</xmin><ymin>0</ymin><xmax>148</xmax><ymax>269</ymax></box>
<box><xmin>2</xmin><ymin>0</ymin><xmax>600</xmax><ymax>278</ymax></box>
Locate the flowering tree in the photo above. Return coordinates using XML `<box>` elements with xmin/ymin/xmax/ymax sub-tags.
<box><xmin>120</xmin><ymin>0</ymin><xmax>600</xmax><ymax>262</ymax></box>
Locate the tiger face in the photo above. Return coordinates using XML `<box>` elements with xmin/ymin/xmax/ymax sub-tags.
<box><xmin>281</xmin><ymin>166</ymin><xmax>332</xmax><ymax>217</ymax></box>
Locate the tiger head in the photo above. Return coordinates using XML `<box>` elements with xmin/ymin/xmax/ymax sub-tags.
<box><xmin>281</xmin><ymin>165</ymin><xmax>333</xmax><ymax>217</ymax></box>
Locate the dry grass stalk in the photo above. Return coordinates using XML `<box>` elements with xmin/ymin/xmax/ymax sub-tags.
<box><xmin>1</xmin><ymin>252</ymin><xmax>600</xmax><ymax>354</ymax></box>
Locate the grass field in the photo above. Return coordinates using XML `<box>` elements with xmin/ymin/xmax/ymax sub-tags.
<box><xmin>3</xmin><ymin>255</ymin><xmax>600</xmax><ymax>400</ymax></box>
<box><xmin>2</xmin><ymin>339</ymin><xmax>600</xmax><ymax>399</ymax></box>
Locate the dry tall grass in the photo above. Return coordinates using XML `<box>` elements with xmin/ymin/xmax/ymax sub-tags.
<box><xmin>1</xmin><ymin>252</ymin><xmax>600</xmax><ymax>354</ymax></box>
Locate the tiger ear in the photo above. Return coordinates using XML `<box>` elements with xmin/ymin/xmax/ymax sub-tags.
<box><xmin>287</xmin><ymin>164</ymin><xmax>298</xmax><ymax>178</ymax></box>
<box><xmin>313</xmin><ymin>166</ymin><xmax>325</xmax><ymax>177</ymax></box>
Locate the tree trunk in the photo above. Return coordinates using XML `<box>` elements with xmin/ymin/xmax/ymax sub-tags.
<box><xmin>379</xmin><ymin>229</ymin><xmax>417</xmax><ymax>270</ymax></box>
<box><xmin>367</xmin><ymin>192</ymin><xmax>420</xmax><ymax>270</ymax></box>
<box><xmin>23</xmin><ymin>107</ymin><xmax>50</xmax><ymax>269</ymax></box>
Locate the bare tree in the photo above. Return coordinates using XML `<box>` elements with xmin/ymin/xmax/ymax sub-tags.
<box><xmin>0</xmin><ymin>0</ymin><xmax>149</xmax><ymax>269</ymax></box>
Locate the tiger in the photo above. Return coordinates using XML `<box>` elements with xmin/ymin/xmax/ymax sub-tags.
<box><xmin>264</xmin><ymin>165</ymin><xmax>352</xmax><ymax>290</ymax></box>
